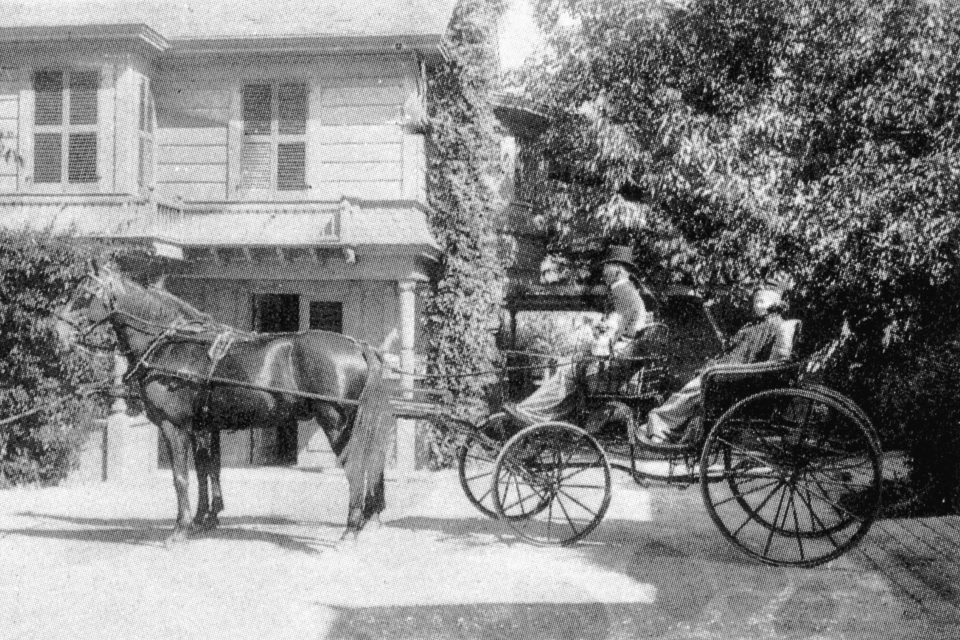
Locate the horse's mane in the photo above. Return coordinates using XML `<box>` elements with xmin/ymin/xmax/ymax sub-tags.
<box><xmin>102</xmin><ymin>268</ymin><xmax>220</xmax><ymax>330</ymax></box>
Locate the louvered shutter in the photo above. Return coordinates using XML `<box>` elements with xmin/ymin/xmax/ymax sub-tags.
<box><xmin>68</xmin><ymin>133</ymin><xmax>97</xmax><ymax>183</ymax></box>
<box><xmin>242</xmin><ymin>142</ymin><xmax>272</xmax><ymax>190</ymax></box>
<box><xmin>243</xmin><ymin>84</ymin><xmax>271</xmax><ymax>135</ymax></box>
<box><xmin>34</xmin><ymin>133</ymin><xmax>62</xmax><ymax>183</ymax></box>
<box><xmin>242</xmin><ymin>84</ymin><xmax>272</xmax><ymax>190</ymax></box>
<box><xmin>69</xmin><ymin>71</ymin><xmax>98</xmax><ymax>125</ymax></box>
<box><xmin>34</xmin><ymin>71</ymin><xmax>62</xmax><ymax>126</ymax></box>
<box><xmin>277</xmin><ymin>83</ymin><xmax>306</xmax><ymax>135</ymax></box>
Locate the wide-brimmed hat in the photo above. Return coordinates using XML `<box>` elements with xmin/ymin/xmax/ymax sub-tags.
<box><xmin>758</xmin><ymin>274</ymin><xmax>793</xmax><ymax>295</ymax></box>
<box><xmin>600</xmin><ymin>245</ymin><xmax>640</xmax><ymax>277</ymax></box>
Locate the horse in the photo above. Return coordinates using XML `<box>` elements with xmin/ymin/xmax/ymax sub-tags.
<box><xmin>54</xmin><ymin>260</ymin><xmax>392</xmax><ymax>544</ymax></box>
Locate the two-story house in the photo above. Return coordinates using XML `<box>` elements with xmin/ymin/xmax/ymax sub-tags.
<box><xmin>0</xmin><ymin>0</ymin><xmax>457</xmax><ymax>472</ymax></box>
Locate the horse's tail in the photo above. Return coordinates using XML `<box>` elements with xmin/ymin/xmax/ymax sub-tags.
<box><xmin>341</xmin><ymin>342</ymin><xmax>391</xmax><ymax>520</ymax></box>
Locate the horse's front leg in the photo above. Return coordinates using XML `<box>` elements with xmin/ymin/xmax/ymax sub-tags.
<box><xmin>159</xmin><ymin>420</ymin><xmax>193</xmax><ymax>544</ymax></box>
<box><xmin>206</xmin><ymin>430</ymin><xmax>224</xmax><ymax>530</ymax></box>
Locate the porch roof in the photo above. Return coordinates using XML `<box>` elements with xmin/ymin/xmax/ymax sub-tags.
<box><xmin>0</xmin><ymin>195</ymin><xmax>440</xmax><ymax>257</ymax></box>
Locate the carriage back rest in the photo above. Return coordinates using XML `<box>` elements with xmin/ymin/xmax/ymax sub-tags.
<box><xmin>635</xmin><ymin>322</ymin><xmax>670</xmax><ymax>354</ymax></box>
<box><xmin>700</xmin><ymin>319</ymin><xmax>803</xmax><ymax>424</ymax></box>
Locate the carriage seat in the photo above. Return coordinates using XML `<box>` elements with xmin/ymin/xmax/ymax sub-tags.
<box><xmin>700</xmin><ymin>319</ymin><xmax>803</xmax><ymax>423</ymax></box>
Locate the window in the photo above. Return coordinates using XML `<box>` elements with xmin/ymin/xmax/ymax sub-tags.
<box><xmin>138</xmin><ymin>77</ymin><xmax>155</xmax><ymax>194</ymax></box>
<box><xmin>308</xmin><ymin>301</ymin><xmax>342</xmax><ymax>333</ymax></box>
<box><xmin>241</xmin><ymin>82</ymin><xmax>307</xmax><ymax>194</ymax></box>
<box><xmin>33</xmin><ymin>70</ymin><xmax>99</xmax><ymax>188</ymax></box>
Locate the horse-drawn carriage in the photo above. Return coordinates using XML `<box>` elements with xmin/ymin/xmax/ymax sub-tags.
<box><xmin>394</xmin><ymin>289</ymin><xmax>883</xmax><ymax>568</ymax></box>
<box><xmin>52</xmin><ymin>265</ymin><xmax>882</xmax><ymax>566</ymax></box>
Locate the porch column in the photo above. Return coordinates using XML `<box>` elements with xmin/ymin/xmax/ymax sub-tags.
<box><xmin>396</xmin><ymin>280</ymin><xmax>417</xmax><ymax>473</ymax></box>
<box><xmin>105</xmin><ymin>352</ymin><xmax>158</xmax><ymax>482</ymax></box>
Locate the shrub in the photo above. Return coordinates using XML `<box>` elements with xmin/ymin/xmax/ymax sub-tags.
<box><xmin>869</xmin><ymin>338</ymin><xmax>960</xmax><ymax>514</ymax></box>
<box><xmin>0</xmin><ymin>231</ymin><xmax>107</xmax><ymax>486</ymax></box>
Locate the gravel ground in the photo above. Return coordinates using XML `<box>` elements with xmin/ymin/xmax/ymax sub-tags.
<box><xmin>0</xmin><ymin>467</ymin><xmax>956</xmax><ymax>640</ymax></box>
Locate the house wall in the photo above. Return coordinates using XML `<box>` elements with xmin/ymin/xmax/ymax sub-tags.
<box><xmin>0</xmin><ymin>50</ymin><xmax>428</xmax><ymax>204</ymax></box>
<box><xmin>0</xmin><ymin>71</ymin><xmax>20</xmax><ymax>192</ymax></box>
<box><xmin>168</xmin><ymin>277</ymin><xmax>402</xmax><ymax>354</ymax></box>
<box><xmin>154</xmin><ymin>54</ymin><xmax>425</xmax><ymax>204</ymax></box>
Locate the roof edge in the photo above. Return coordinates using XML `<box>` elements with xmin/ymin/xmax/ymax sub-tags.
<box><xmin>0</xmin><ymin>23</ymin><xmax>169</xmax><ymax>52</ymax></box>
<box><xmin>166</xmin><ymin>33</ymin><xmax>446</xmax><ymax>62</ymax></box>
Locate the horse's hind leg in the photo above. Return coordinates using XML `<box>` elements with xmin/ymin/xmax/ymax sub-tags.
<box><xmin>207</xmin><ymin>430</ymin><xmax>224</xmax><ymax>530</ymax></box>
<box><xmin>159</xmin><ymin>420</ymin><xmax>193</xmax><ymax>544</ymax></box>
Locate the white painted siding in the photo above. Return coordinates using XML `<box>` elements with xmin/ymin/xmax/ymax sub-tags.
<box><xmin>155</xmin><ymin>54</ymin><xmax>421</xmax><ymax>203</ymax></box>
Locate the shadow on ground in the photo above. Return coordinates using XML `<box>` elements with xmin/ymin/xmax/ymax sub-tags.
<box><xmin>3</xmin><ymin>512</ymin><xmax>339</xmax><ymax>553</ymax></box>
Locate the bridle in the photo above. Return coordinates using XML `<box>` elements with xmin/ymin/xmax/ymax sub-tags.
<box><xmin>56</xmin><ymin>273</ymin><xmax>117</xmax><ymax>355</ymax></box>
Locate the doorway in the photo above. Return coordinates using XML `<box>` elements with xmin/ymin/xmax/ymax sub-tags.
<box><xmin>249</xmin><ymin>293</ymin><xmax>300</xmax><ymax>465</ymax></box>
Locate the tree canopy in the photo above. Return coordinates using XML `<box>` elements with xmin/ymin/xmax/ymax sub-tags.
<box><xmin>516</xmin><ymin>0</ymin><xmax>960</xmax><ymax>346</ymax></box>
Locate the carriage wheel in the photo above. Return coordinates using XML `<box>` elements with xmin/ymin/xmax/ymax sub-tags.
<box><xmin>700</xmin><ymin>388</ymin><xmax>882</xmax><ymax>567</ymax></box>
<box><xmin>493</xmin><ymin>422</ymin><xmax>612</xmax><ymax>546</ymax></box>
<box><xmin>457</xmin><ymin>413</ymin><xmax>509</xmax><ymax>518</ymax></box>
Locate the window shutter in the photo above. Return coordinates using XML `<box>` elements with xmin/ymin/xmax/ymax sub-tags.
<box><xmin>34</xmin><ymin>71</ymin><xmax>63</xmax><ymax>126</ymax></box>
<box><xmin>34</xmin><ymin>133</ymin><xmax>62</xmax><ymax>183</ymax></box>
<box><xmin>69</xmin><ymin>71</ymin><xmax>98</xmax><ymax>125</ymax></box>
<box><xmin>243</xmin><ymin>84</ymin><xmax>272</xmax><ymax>136</ymax></box>
<box><xmin>68</xmin><ymin>133</ymin><xmax>97</xmax><ymax>183</ymax></box>
<box><xmin>278</xmin><ymin>83</ymin><xmax>307</xmax><ymax>135</ymax></box>
<box><xmin>242</xmin><ymin>142</ymin><xmax>271</xmax><ymax>190</ymax></box>
<box><xmin>277</xmin><ymin>142</ymin><xmax>305</xmax><ymax>191</ymax></box>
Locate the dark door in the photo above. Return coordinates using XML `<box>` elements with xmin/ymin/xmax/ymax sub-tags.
<box><xmin>255</xmin><ymin>293</ymin><xmax>300</xmax><ymax>333</ymax></box>
<box><xmin>249</xmin><ymin>293</ymin><xmax>300</xmax><ymax>465</ymax></box>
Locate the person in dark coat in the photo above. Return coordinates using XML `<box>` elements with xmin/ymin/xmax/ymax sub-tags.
<box><xmin>505</xmin><ymin>245</ymin><xmax>649</xmax><ymax>425</ymax></box>
<box><xmin>635</xmin><ymin>277</ymin><xmax>792</xmax><ymax>447</ymax></box>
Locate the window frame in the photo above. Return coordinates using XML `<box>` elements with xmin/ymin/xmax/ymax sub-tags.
<box><xmin>137</xmin><ymin>76</ymin><xmax>155</xmax><ymax>195</ymax></box>
<box><xmin>31</xmin><ymin>68</ymin><xmax>101</xmax><ymax>193</ymax></box>
<box><xmin>239</xmin><ymin>80</ymin><xmax>309</xmax><ymax>199</ymax></box>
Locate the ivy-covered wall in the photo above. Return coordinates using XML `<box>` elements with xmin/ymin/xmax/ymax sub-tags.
<box><xmin>420</xmin><ymin>0</ymin><xmax>509</xmax><ymax>466</ymax></box>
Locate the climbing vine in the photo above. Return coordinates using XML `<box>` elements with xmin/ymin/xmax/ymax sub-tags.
<box><xmin>421</xmin><ymin>0</ymin><xmax>508</xmax><ymax>466</ymax></box>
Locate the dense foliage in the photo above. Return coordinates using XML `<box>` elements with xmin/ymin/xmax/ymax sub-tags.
<box><xmin>516</xmin><ymin>0</ymin><xmax>960</xmax><ymax>507</ymax></box>
<box><xmin>420</xmin><ymin>0</ymin><xmax>509</xmax><ymax>466</ymax></box>
<box><xmin>0</xmin><ymin>231</ymin><xmax>107</xmax><ymax>486</ymax></box>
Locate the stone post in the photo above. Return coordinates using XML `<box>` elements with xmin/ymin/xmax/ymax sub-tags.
<box><xmin>396</xmin><ymin>280</ymin><xmax>418</xmax><ymax>473</ymax></box>
<box><xmin>105</xmin><ymin>352</ymin><xmax>158</xmax><ymax>482</ymax></box>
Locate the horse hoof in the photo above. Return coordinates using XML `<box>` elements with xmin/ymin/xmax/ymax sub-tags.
<box><xmin>196</xmin><ymin>514</ymin><xmax>219</xmax><ymax>532</ymax></box>
<box><xmin>338</xmin><ymin>529</ymin><xmax>360</xmax><ymax>548</ymax></box>
<box><xmin>165</xmin><ymin>528</ymin><xmax>190</xmax><ymax>547</ymax></box>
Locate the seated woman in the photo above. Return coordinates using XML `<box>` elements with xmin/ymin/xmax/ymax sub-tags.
<box><xmin>505</xmin><ymin>245</ymin><xmax>650</xmax><ymax>425</ymax></box>
<box><xmin>635</xmin><ymin>276</ymin><xmax>792</xmax><ymax>447</ymax></box>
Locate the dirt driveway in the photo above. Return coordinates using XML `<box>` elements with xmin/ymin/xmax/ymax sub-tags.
<box><xmin>0</xmin><ymin>468</ymin><xmax>955</xmax><ymax>640</ymax></box>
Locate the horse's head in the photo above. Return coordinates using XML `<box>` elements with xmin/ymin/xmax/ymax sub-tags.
<box><xmin>54</xmin><ymin>259</ymin><xmax>115</xmax><ymax>351</ymax></box>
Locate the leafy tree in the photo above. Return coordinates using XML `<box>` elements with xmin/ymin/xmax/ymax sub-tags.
<box><xmin>516</xmin><ymin>0</ymin><xmax>960</xmax><ymax>507</ymax></box>
<box><xmin>0</xmin><ymin>231</ymin><xmax>108</xmax><ymax>486</ymax></box>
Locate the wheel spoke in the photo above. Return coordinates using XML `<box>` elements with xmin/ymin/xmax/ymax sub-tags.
<box><xmin>552</xmin><ymin>488</ymin><xmax>582</xmax><ymax>539</ymax></box>
<box><xmin>465</xmin><ymin>469</ymin><xmax>493</xmax><ymax>483</ymax></box>
<box><xmin>712</xmin><ymin>478</ymin><xmax>781</xmax><ymax>508</ymax></box>
<box><xmin>715</xmin><ymin>437</ymin><xmax>778</xmax><ymax>469</ymax></box>
<box><xmin>555</xmin><ymin>486</ymin><xmax>600</xmax><ymax>520</ymax></box>
<box><xmin>796</xmin><ymin>483</ymin><xmax>843</xmax><ymax>548</ymax></box>
<box><xmin>787</xmin><ymin>488</ymin><xmax>805</xmax><ymax>561</ymax></box>
<box><xmin>731</xmin><ymin>479</ymin><xmax>784</xmax><ymax>538</ymax></box>
<box><xmin>763</xmin><ymin>484</ymin><xmax>790</xmax><ymax>557</ymax></box>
